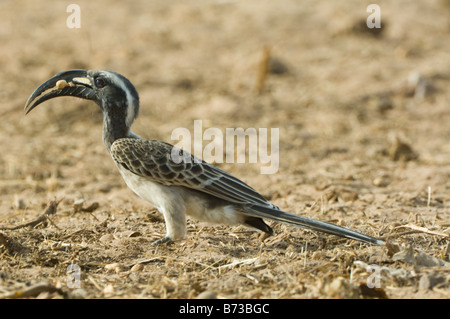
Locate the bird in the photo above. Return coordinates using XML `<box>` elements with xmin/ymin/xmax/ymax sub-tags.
<box><xmin>24</xmin><ymin>69</ymin><xmax>385</xmax><ymax>246</ymax></box>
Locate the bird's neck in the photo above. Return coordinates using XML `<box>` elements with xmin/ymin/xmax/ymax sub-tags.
<box><xmin>102</xmin><ymin>108</ymin><xmax>136</xmax><ymax>150</ymax></box>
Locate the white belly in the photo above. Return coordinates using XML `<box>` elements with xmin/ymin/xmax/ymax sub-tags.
<box><xmin>116</xmin><ymin>165</ymin><xmax>244</xmax><ymax>226</ymax></box>
<box><xmin>117</xmin><ymin>166</ymin><xmax>178</xmax><ymax>211</ymax></box>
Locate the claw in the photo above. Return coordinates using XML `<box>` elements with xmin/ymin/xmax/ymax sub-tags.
<box><xmin>151</xmin><ymin>236</ymin><xmax>173</xmax><ymax>246</ymax></box>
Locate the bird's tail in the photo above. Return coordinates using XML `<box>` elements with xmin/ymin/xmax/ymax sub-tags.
<box><xmin>242</xmin><ymin>205</ymin><xmax>385</xmax><ymax>245</ymax></box>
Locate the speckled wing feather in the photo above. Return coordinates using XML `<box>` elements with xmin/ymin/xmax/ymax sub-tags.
<box><xmin>110</xmin><ymin>138</ymin><xmax>277</xmax><ymax>209</ymax></box>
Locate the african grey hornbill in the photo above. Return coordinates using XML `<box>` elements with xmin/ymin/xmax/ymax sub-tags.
<box><xmin>24</xmin><ymin>70</ymin><xmax>384</xmax><ymax>246</ymax></box>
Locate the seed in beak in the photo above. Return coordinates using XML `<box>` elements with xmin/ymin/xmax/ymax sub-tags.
<box><xmin>56</xmin><ymin>80</ymin><xmax>69</xmax><ymax>89</ymax></box>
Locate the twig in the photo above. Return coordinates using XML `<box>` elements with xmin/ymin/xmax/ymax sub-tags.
<box><xmin>394</xmin><ymin>223</ymin><xmax>449</xmax><ymax>238</ymax></box>
<box><xmin>218</xmin><ymin>257</ymin><xmax>259</xmax><ymax>269</ymax></box>
<box><xmin>0</xmin><ymin>199</ymin><xmax>62</xmax><ymax>230</ymax></box>
<box><xmin>73</xmin><ymin>200</ymin><xmax>99</xmax><ymax>221</ymax></box>
<box><xmin>126</xmin><ymin>256</ymin><xmax>165</xmax><ymax>268</ymax></box>
<box><xmin>2</xmin><ymin>282</ymin><xmax>66</xmax><ymax>299</ymax></box>
<box><xmin>255</xmin><ymin>46</ymin><xmax>270</xmax><ymax>94</ymax></box>
<box><xmin>0</xmin><ymin>232</ymin><xmax>8</xmax><ymax>246</ymax></box>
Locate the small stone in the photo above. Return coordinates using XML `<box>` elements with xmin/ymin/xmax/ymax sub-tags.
<box><xmin>130</xmin><ymin>263</ymin><xmax>143</xmax><ymax>272</ymax></box>
<box><xmin>103</xmin><ymin>284</ymin><xmax>114</xmax><ymax>295</ymax></box>
<box><xmin>104</xmin><ymin>263</ymin><xmax>124</xmax><ymax>273</ymax></box>
<box><xmin>373</xmin><ymin>176</ymin><xmax>390</xmax><ymax>187</ymax></box>
<box><xmin>99</xmin><ymin>234</ymin><xmax>114</xmax><ymax>245</ymax></box>
<box><xmin>196</xmin><ymin>290</ymin><xmax>217</xmax><ymax>299</ymax></box>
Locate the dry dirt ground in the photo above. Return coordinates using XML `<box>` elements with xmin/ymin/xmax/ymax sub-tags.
<box><xmin>0</xmin><ymin>0</ymin><xmax>449</xmax><ymax>299</ymax></box>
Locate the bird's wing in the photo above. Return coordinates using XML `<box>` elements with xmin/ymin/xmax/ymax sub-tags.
<box><xmin>110</xmin><ymin>138</ymin><xmax>277</xmax><ymax>209</ymax></box>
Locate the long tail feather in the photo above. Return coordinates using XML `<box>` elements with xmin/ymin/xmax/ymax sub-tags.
<box><xmin>243</xmin><ymin>205</ymin><xmax>384</xmax><ymax>245</ymax></box>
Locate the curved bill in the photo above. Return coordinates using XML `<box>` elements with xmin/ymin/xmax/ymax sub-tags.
<box><xmin>24</xmin><ymin>69</ymin><xmax>95</xmax><ymax>114</ymax></box>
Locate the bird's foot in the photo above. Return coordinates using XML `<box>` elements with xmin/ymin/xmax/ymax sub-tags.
<box><xmin>151</xmin><ymin>236</ymin><xmax>174</xmax><ymax>246</ymax></box>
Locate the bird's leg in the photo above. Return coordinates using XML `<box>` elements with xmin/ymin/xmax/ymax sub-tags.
<box><xmin>152</xmin><ymin>204</ymin><xmax>187</xmax><ymax>245</ymax></box>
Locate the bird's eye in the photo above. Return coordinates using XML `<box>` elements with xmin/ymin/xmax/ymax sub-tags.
<box><xmin>95</xmin><ymin>78</ymin><xmax>105</xmax><ymax>88</ymax></box>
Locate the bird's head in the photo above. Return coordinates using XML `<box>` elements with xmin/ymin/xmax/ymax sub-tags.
<box><xmin>25</xmin><ymin>69</ymin><xmax>139</xmax><ymax>129</ymax></box>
